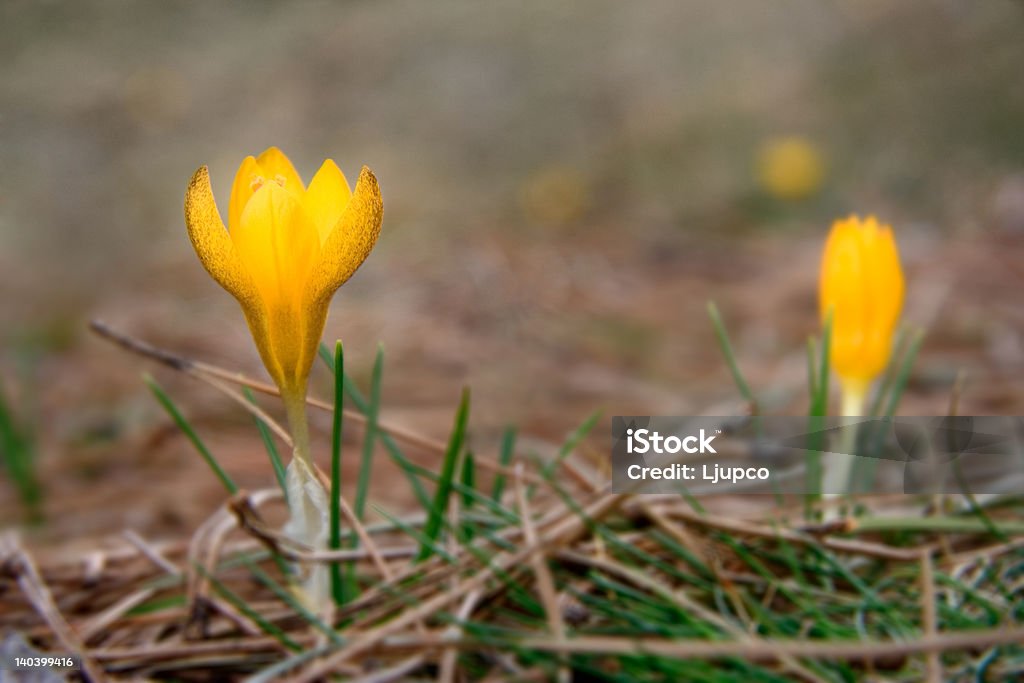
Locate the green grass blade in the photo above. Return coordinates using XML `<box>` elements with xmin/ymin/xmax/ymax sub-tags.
<box><xmin>247</xmin><ymin>645</ymin><xmax>334</xmax><ymax>683</ymax></box>
<box><xmin>244</xmin><ymin>560</ymin><xmax>343</xmax><ymax>645</ymax></box>
<box><xmin>243</xmin><ymin>387</ymin><xmax>288</xmax><ymax>500</ymax></box>
<box><xmin>356</xmin><ymin>344</ymin><xmax>384</xmax><ymax>520</ymax></box>
<box><xmin>860</xmin><ymin>327</ymin><xmax>925</xmax><ymax>479</ymax></box>
<box><xmin>193</xmin><ymin>562</ymin><xmax>300</xmax><ymax>651</ymax></box>
<box><xmin>855</xmin><ymin>328</ymin><xmax>924</xmax><ymax>489</ymax></box>
<box><xmin>460</xmin><ymin>450</ymin><xmax>476</xmax><ymax>541</ymax></box>
<box><xmin>804</xmin><ymin>311</ymin><xmax>832</xmax><ymax>511</ymax></box>
<box><xmin>388</xmin><ymin>457</ymin><xmax>520</xmax><ymax>525</ymax></box>
<box><xmin>0</xmin><ymin>379</ymin><xmax>41</xmax><ymax>521</ymax></box>
<box><xmin>806</xmin><ymin>336</ymin><xmax>818</xmax><ymax>401</ymax></box>
<box><xmin>460</xmin><ymin>450</ymin><xmax>476</xmax><ymax>507</ymax></box>
<box><xmin>812</xmin><ymin>309</ymin><xmax>833</xmax><ymax>418</ymax></box>
<box><xmin>416</xmin><ymin>387</ymin><xmax>470</xmax><ymax>562</ymax></box>
<box><xmin>319</xmin><ymin>342</ymin><xmax>431</xmax><ymax>509</ymax></box>
<box><xmin>330</xmin><ymin>341</ymin><xmax>345</xmax><ymax>608</ymax></box>
<box><xmin>878</xmin><ymin>327</ymin><xmax>923</xmax><ymax>420</ymax></box>
<box><xmin>375</xmin><ymin>504</ymin><xmax>458</xmax><ymax>564</ymax></box>
<box><xmin>866</xmin><ymin>327</ymin><xmax>910</xmax><ymax>419</ymax></box>
<box><xmin>124</xmin><ymin>594</ymin><xmax>187</xmax><ymax>616</ymax></box>
<box><xmin>541</xmin><ymin>409</ymin><xmax>601</xmax><ymax>481</ymax></box>
<box><xmin>491</xmin><ymin>426</ymin><xmax>516</xmax><ymax>503</ymax></box>
<box><xmin>707</xmin><ymin>301</ymin><xmax>757</xmax><ymax>411</ymax></box>
<box><xmin>146</xmin><ymin>374</ymin><xmax>236</xmax><ymax>494</ymax></box>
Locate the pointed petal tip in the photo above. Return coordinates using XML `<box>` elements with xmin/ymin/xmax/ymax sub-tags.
<box><xmin>355</xmin><ymin>166</ymin><xmax>383</xmax><ymax>209</ymax></box>
<box><xmin>185</xmin><ymin>165</ymin><xmax>216</xmax><ymax>223</ymax></box>
<box><xmin>358</xmin><ymin>165</ymin><xmax>377</xmax><ymax>183</ymax></box>
<box><xmin>186</xmin><ymin>164</ymin><xmax>210</xmax><ymax>194</ymax></box>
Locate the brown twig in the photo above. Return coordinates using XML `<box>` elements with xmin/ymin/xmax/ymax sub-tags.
<box><xmin>90</xmin><ymin>318</ymin><xmax>445</xmax><ymax>452</ymax></box>
<box><xmin>122</xmin><ymin>530</ymin><xmax>181</xmax><ymax>576</ymax></box>
<box><xmin>1</xmin><ymin>533</ymin><xmax>108</xmax><ymax>682</ymax></box>
<box><xmin>920</xmin><ymin>550</ymin><xmax>941</xmax><ymax>682</ymax></box>
<box><xmin>515</xmin><ymin>464</ymin><xmax>569</xmax><ymax>683</ymax></box>
<box><xmin>437</xmin><ymin>589</ymin><xmax>482</xmax><ymax>683</ymax></box>
<box><xmin>345</xmin><ymin>654</ymin><xmax>428</xmax><ymax>683</ymax></box>
<box><xmin>654</xmin><ymin>503</ymin><xmax>925</xmax><ymax>561</ymax></box>
<box><xmin>372</xmin><ymin>626</ymin><xmax>1024</xmax><ymax>665</ymax></box>
<box><xmin>89</xmin><ymin>319</ymin><xmax>546</xmax><ymax>485</ymax></box>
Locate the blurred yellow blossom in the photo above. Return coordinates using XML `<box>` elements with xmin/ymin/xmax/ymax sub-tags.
<box><xmin>819</xmin><ymin>215</ymin><xmax>903</xmax><ymax>496</ymax></box>
<box><xmin>819</xmin><ymin>214</ymin><xmax>904</xmax><ymax>406</ymax></box>
<box><xmin>756</xmin><ymin>136</ymin><xmax>825</xmax><ymax>201</ymax></box>
<box><xmin>518</xmin><ymin>164</ymin><xmax>590</xmax><ymax>228</ymax></box>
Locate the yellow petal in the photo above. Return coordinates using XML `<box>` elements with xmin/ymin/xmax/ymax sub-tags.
<box><xmin>819</xmin><ymin>215</ymin><xmax>903</xmax><ymax>383</ymax></box>
<box><xmin>285</xmin><ymin>167</ymin><xmax>382</xmax><ymax>392</ymax></box>
<box><xmin>246</xmin><ymin>295</ymin><xmax>308</xmax><ymax>395</ymax></box>
<box><xmin>232</xmin><ymin>182</ymin><xmax>321</xmax><ymax>309</ymax></box>
<box><xmin>257</xmin><ymin>146</ymin><xmax>306</xmax><ymax>195</ymax></box>
<box><xmin>184</xmin><ymin>166</ymin><xmax>258</xmax><ymax>308</ymax></box>
<box><xmin>228</xmin><ymin>155</ymin><xmax>262</xmax><ymax>233</ymax></box>
<box><xmin>307</xmin><ymin>166</ymin><xmax>383</xmax><ymax>306</ymax></box>
<box><xmin>231</xmin><ymin>182</ymin><xmax>322</xmax><ymax>392</ymax></box>
<box><xmin>304</xmin><ymin>159</ymin><xmax>352</xmax><ymax>243</ymax></box>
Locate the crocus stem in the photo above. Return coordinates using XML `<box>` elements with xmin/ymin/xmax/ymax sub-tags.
<box><xmin>281</xmin><ymin>385</ymin><xmax>332</xmax><ymax>612</ymax></box>
<box><xmin>824</xmin><ymin>379</ymin><xmax>868</xmax><ymax>497</ymax></box>
<box><xmin>840</xmin><ymin>380</ymin><xmax>867</xmax><ymax>420</ymax></box>
<box><xmin>283</xmin><ymin>387</ymin><xmax>314</xmax><ymax>468</ymax></box>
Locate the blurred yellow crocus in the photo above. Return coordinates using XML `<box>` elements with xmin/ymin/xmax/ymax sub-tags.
<box><xmin>819</xmin><ymin>215</ymin><xmax>902</xmax><ymax>497</ymax></box>
<box><xmin>819</xmin><ymin>215</ymin><xmax>904</xmax><ymax>416</ymax></box>
<box><xmin>756</xmin><ymin>136</ymin><xmax>824</xmax><ymax>201</ymax></box>
<box><xmin>184</xmin><ymin>147</ymin><xmax>382</xmax><ymax>608</ymax></box>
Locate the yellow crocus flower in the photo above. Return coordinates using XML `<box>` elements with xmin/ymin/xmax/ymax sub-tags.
<box><xmin>184</xmin><ymin>147</ymin><xmax>382</xmax><ymax>609</ymax></box>
<box><xmin>185</xmin><ymin>147</ymin><xmax>382</xmax><ymax>403</ymax></box>
<box><xmin>819</xmin><ymin>214</ymin><xmax>904</xmax><ymax>412</ymax></box>
<box><xmin>819</xmin><ymin>215</ymin><xmax>903</xmax><ymax>495</ymax></box>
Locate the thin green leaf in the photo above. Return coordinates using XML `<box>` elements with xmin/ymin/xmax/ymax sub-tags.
<box><xmin>416</xmin><ymin>387</ymin><xmax>470</xmax><ymax>562</ymax></box>
<box><xmin>805</xmin><ymin>311</ymin><xmax>833</xmax><ymax>508</ymax></box>
<box><xmin>356</xmin><ymin>344</ymin><xmax>384</xmax><ymax>520</ymax></box>
<box><xmin>193</xmin><ymin>562</ymin><xmax>300</xmax><ymax>651</ymax></box>
<box><xmin>330</xmin><ymin>341</ymin><xmax>345</xmax><ymax>607</ymax></box>
<box><xmin>244</xmin><ymin>560</ymin><xmax>343</xmax><ymax>645</ymax></box>
<box><xmin>866</xmin><ymin>327</ymin><xmax>911</xmax><ymax>419</ymax></box>
<box><xmin>806</xmin><ymin>336</ymin><xmax>818</xmax><ymax>401</ymax></box>
<box><xmin>491</xmin><ymin>426</ymin><xmax>517</xmax><ymax>503</ymax></box>
<box><xmin>541</xmin><ymin>409</ymin><xmax>601</xmax><ymax>481</ymax></box>
<box><xmin>0</xmin><ymin>378</ymin><xmax>41</xmax><ymax>521</ymax></box>
<box><xmin>855</xmin><ymin>328</ymin><xmax>924</xmax><ymax>488</ymax></box>
<box><xmin>375</xmin><ymin>504</ymin><xmax>458</xmax><ymax>564</ymax></box>
<box><xmin>878</xmin><ymin>327</ymin><xmax>923</xmax><ymax>420</ymax></box>
<box><xmin>319</xmin><ymin>343</ymin><xmax>431</xmax><ymax>509</ymax></box>
<box><xmin>460</xmin><ymin>450</ymin><xmax>476</xmax><ymax>541</ymax></box>
<box><xmin>243</xmin><ymin>387</ymin><xmax>288</xmax><ymax>500</ymax></box>
<box><xmin>146</xmin><ymin>374</ymin><xmax>236</xmax><ymax>494</ymax></box>
<box><xmin>812</xmin><ymin>309</ymin><xmax>833</xmax><ymax>418</ymax></box>
<box><xmin>707</xmin><ymin>301</ymin><xmax>757</xmax><ymax>410</ymax></box>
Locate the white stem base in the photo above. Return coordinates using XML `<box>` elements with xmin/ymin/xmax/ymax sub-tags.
<box><xmin>283</xmin><ymin>458</ymin><xmax>331</xmax><ymax>613</ymax></box>
<box><xmin>822</xmin><ymin>382</ymin><xmax>867</xmax><ymax>516</ymax></box>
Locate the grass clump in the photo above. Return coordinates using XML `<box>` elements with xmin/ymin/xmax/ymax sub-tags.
<box><xmin>2</xmin><ymin>329</ymin><xmax>1022</xmax><ymax>681</ymax></box>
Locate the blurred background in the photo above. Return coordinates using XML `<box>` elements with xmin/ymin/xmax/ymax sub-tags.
<box><xmin>2</xmin><ymin>0</ymin><xmax>1023</xmax><ymax>543</ymax></box>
